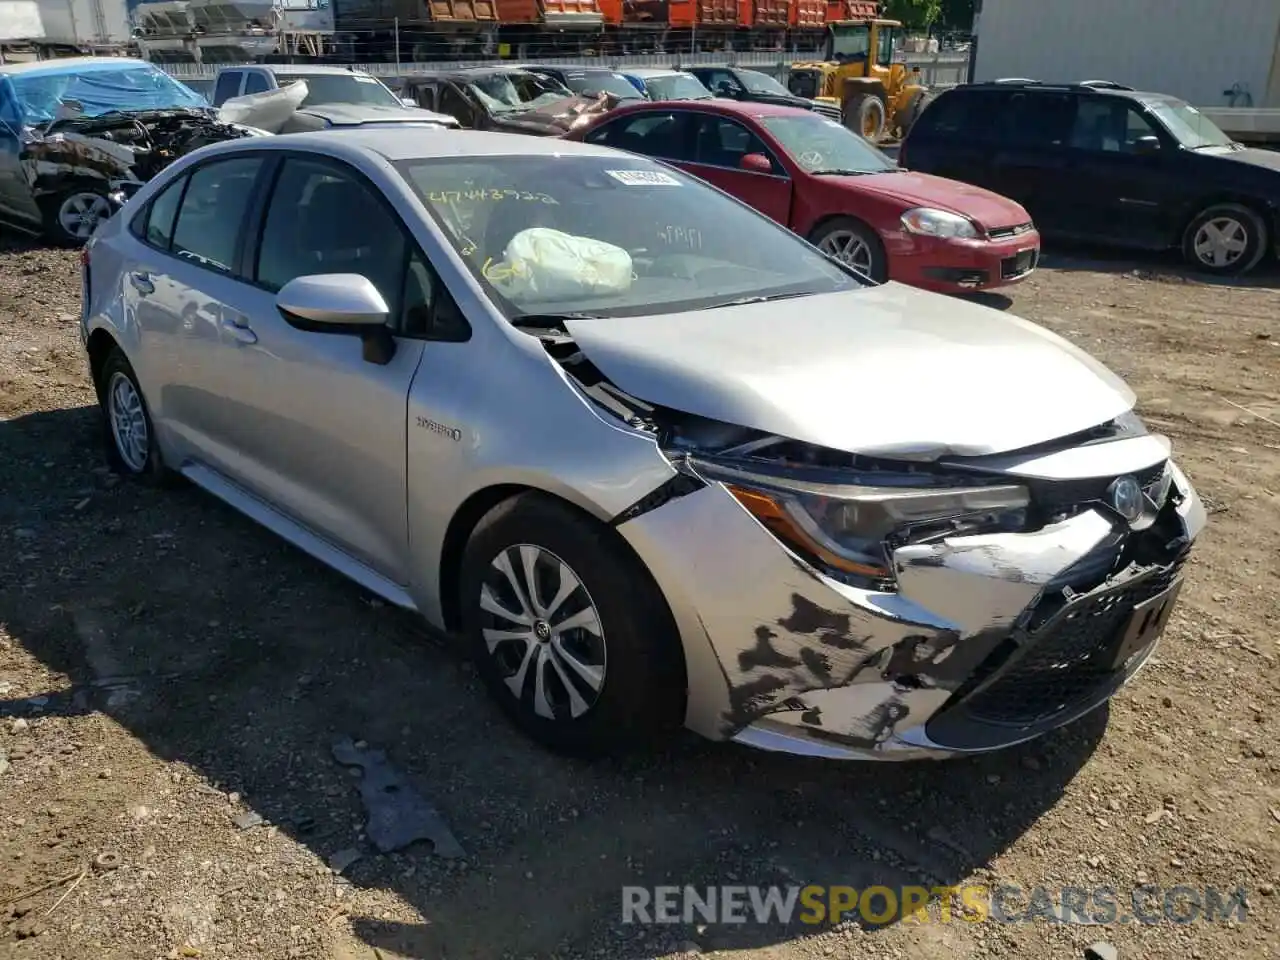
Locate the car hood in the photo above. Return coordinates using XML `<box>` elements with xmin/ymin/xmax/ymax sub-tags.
<box><xmin>848</xmin><ymin>170</ymin><xmax>1032</xmax><ymax>230</ymax></box>
<box><xmin>1192</xmin><ymin>145</ymin><xmax>1280</xmax><ymax>173</ymax></box>
<box><xmin>562</xmin><ymin>283</ymin><xmax>1134</xmax><ymax>460</ymax></box>
<box><xmin>300</xmin><ymin>103</ymin><xmax>459</xmax><ymax>127</ymax></box>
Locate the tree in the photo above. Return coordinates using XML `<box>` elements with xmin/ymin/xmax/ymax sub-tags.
<box><xmin>881</xmin><ymin>0</ymin><xmax>943</xmax><ymax>31</ymax></box>
<box><xmin>939</xmin><ymin>0</ymin><xmax>976</xmax><ymax>30</ymax></box>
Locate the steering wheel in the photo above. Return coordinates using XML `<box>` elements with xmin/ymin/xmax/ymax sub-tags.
<box><xmin>798</xmin><ymin>151</ymin><xmax>824</xmax><ymax>167</ymax></box>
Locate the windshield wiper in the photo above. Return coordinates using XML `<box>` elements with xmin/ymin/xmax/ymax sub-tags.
<box><xmin>811</xmin><ymin>168</ymin><xmax>882</xmax><ymax>176</ymax></box>
<box><xmin>699</xmin><ymin>292</ymin><xmax>811</xmax><ymax>309</ymax></box>
<box><xmin>509</xmin><ymin>312</ymin><xmax>604</xmax><ymax>329</ymax></box>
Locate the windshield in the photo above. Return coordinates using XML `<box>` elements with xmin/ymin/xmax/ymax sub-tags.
<box><xmin>395</xmin><ymin>155</ymin><xmax>858</xmax><ymax>319</ymax></box>
<box><xmin>563</xmin><ymin>71</ymin><xmax>644</xmax><ymax>101</ymax></box>
<box><xmin>1146</xmin><ymin>99</ymin><xmax>1234</xmax><ymax>149</ymax></box>
<box><xmin>468</xmin><ymin>72</ymin><xmax>571</xmax><ymax>114</ymax></box>
<box><xmin>738</xmin><ymin>70</ymin><xmax>792</xmax><ymax>96</ymax></box>
<box><xmin>286</xmin><ymin>73</ymin><xmax>402</xmax><ymax>108</ymax></box>
<box><xmin>5</xmin><ymin>62</ymin><xmax>208</xmax><ymax>126</ymax></box>
<box><xmin>644</xmin><ymin>74</ymin><xmax>713</xmax><ymax>101</ymax></box>
<box><xmin>829</xmin><ymin>24</ymin><xmax>871</xmax><ymax>61</ymax></box>
<box><xmin>761</xmin><ymin>114</ymin><xmax>898</xmax><ymax>174</ymax></box>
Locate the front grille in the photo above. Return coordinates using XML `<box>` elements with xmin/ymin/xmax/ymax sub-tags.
<box><xmin>959</xmin><ymin>560</ymin><xmax>1183</xmax><ymax>727</ymax></box>
<box><xmin>1000</xmin><ymin>248</ymin><xmax>1039</xmax><ymax>279</ymax></box>
<box><xmin>987</xmin><ymin>221</ymin><xmax>1035</xmax><ymax>239</ymax></box>
<box><xmin>1027</xmin><ymin>461</ymin><xmax>1167</xmax><ymax>520</ymax></box>
<box><xmin>811</xmin><ymin>102</ymin><xmax>842</xmax><ymax>120</ymax></box>
<box><xmin>789</xmin><ymin>71</ymin><xmax>821</xmax><ymax>99</ymax></box>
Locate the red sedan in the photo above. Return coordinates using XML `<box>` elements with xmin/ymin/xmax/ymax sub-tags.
<box><xmin>564</xmin><ymin>100</ymin><xmax>1040</xmax><ymax>293</ymax></box>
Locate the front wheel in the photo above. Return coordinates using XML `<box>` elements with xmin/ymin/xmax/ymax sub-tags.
<box><xmin>44</xmin><ymin>188</ymin><xmax>114</xmax><ymax>246</ymax></box>
<box><xmin>1181</xmin><ymin>203</ymin><xmax>1268</xmax><ymax>276</ymax></box>
<box><xmin>844</xmin><ymin>93</ymin><xmax>887</xmax><ymax>142</ymax></box>
<box><xmin>459</xmin><ymin>493</ymin><xmax>685</xmax><ymax>757</ymax></box>
<box><xmin>810</xmin><ymin>217</ymin><xmax>888</xmax><ymax>282</ymax></box>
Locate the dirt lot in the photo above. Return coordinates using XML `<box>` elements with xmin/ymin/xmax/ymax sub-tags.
<box><xmin>0</xmin><ymin>235</ymin><xmax>1277</xmax><ymax>960</ymax></box>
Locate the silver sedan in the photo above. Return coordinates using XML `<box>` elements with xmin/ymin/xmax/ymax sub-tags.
<box><xmin>80</xmin><ymin>130</ymin><xmax>1205</xmax><ymax>760</ymax></box>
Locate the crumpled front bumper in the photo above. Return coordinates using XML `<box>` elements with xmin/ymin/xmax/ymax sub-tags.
<box><xmin>615</xmin><ymin>462</ymin><xmax>1205</xmax><ymax>760</ymax></box>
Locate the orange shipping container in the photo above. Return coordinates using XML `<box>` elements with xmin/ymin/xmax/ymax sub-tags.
<box><xmin>495</xmin><ymin>0</ymin><xmax>604</xmax><ymax>23</ymax></box>
<box><xmin>825</xmin><ymin>0</ymin><xmax>879</xmax><ymax>20</ymax></box>
<box><xmin>334</xmin><ymin>0</ymin><xmax>498</xmax><ymax>26</ymax></box>
<box><xmin>745</xmin><ymin>0</ymin><xmax>787</xmax><ymax>27</ymax></box>
<box><xmin>790</xmin><ymin>0</ymin><xmax>824</xmax><ymax>27</ymax></box>
<box><xmin>618</xmin><ymin>0</ymin><xmax>741</xmax><ymax>28</ymax></box>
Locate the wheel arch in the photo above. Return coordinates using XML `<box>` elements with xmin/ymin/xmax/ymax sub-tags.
<box><xmin>1179</xmin><ymin>194</ymin><xmax>1275</xmax><ymax>249</ymax></box>
<box><xmin>436</xmin><ymin>484</ymin><xmax>689</xmax><ymax>709</ymax></box>
<box><xmin>86</xmin><ymin>327</ymin><xmax>122</xmax><ymax>402</ymax></box>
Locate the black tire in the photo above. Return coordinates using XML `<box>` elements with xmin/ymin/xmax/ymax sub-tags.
<box><xmin>459</xmin><ymin>492</ymin><xmax>686</xmax><ymax>757</ymax></box>
<box><xmin>844</xmin><ymin>92</ymin><xmax>887</xmax><ymax>142</ymax></box>
<box><xmin>810</xmin><ymin>216</ymin><xmax>888</xmax><ymax>282</ymax></box>
<box><xmin>896</xmin><ymin>88</ymin><xmax>932</xmax><ymax>139</ymax></box>
<box><xmin>97</xmin><ymin>347</ymin><xmax>176</xmax><ymax>486</ymax></box>
<box><xmin>41</xmin><ymin>187</ymin><xmax>114</xmax><ymax>247</ymax></box>
<box><xmin>1181</xmin><ymin>203</ymin><xmax>1268</xmax><ymax>277</ymax></box>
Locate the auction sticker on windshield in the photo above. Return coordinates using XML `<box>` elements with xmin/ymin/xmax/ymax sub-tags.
<box><xmin>606</xmin><ymin>169</ymin><xmax>681</xmax><ymax>187</ymax></box>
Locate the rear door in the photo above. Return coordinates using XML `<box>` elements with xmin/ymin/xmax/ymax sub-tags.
<box><xmin>580</xmin><ymin>109</ymin><xmax>697</xmax><ymax>165</ymax></box>
<box><xmin>987</xmin><ymin>90</ymin><xmax>1078</xmax><ymax>233</ymax></box>
<box><xmin>902</xmin><ymin>88</ymin><xmax>1001</xmax><ymax>185</ymax></box>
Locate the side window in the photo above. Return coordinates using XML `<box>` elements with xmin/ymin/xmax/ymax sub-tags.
<box><xmin>693</xmin><ymin>116</ymin><xmax>775</xmax><ymax>170</ymax></box>
<box><xmin>1123</xmin><ymin>106</ymin><xmax>1162</xmax><ymax>151</ymax></box>
<box><xmin>130</xmin><ymin>175</ymin><xmax>187</xmax><ymax>250</ymax></box>
<box><xmin>170</xmin><ymin>156</ymin><xmax>263</xmax><ymax>274</ymax></box>
<box><xmin>256</xmin><ymin>157</ymin><xmax>423</xmax><ymax>333</ymax></box>
<box><xmin>242</xmin><ymin>72</ymin><xmax>270</xmax><ymax>96</ymax></box>
<box><xmin>1069</xmin><ymin>97</ymin><xmax>1131</xmax><ymax>152</ymax></box>
<box><xmin>875</xmin><ymin>27</ymin><xmax>895</xmax><ymax>68</ymax></box>
<box><xmin>212</xmin><ymin>71</ymin><xmax>241</xmax><ymax>105</ymax></box>
<box><xmin>1003</xmin><ymin>92</ymin><xmax>1075</xmax><ymax>149</ymax></box>
<box><xmin>583</xmin><ymin>111</ymin><xmax>691</xmax><ymax>161</ymax></box>
<box><xmin>439</xmin><ymin>84</ymin><xmax>476</xmax><ymax>126</ymax></box>
<box><xmin>704</xmin><ymin>69</ymin><xmax>738</xmax><ymax>95</ymax></box>
<box><xmin>912</xmin><ymin>91</ymin><xmax>995</xmax><ymax>140</ymax></box>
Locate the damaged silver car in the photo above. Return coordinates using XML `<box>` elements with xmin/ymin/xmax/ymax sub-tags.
<box><xmin>81</xmin><ymin>132</ymin><xmax>1205</xmax><ymax>761</ymax></box>
<box><xmin>0</xmin><ymin>57</ymin><xmax>257</xmax><ymax>244</ymax></box>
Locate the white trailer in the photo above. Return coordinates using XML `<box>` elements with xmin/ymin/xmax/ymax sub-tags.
<box><xmin>0</xmin><ymin>0</ymin><xmax>133</xmax><ymax>43</ymax></box>
<box><xmin>971</xmin><ymin>0</ymin><xmax>1280</xmax><ymax>110</ymax></box>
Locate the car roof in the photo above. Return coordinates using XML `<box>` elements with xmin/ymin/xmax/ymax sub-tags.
<box><xmin>957</xmin><ymin>81</ymin><xmax>1175</xmax><ymax>102</ymax></box>
<box><xmin>251</xmin><ymin>64</ymin><xmax>383</xmax><ymax>77</ymax></box>
<box><xmin>405</xmin><ymin>65</ymin><xmax>533</xmax><ymax>80</ymax></box>
<box><xmin>195</xmin><ymin>128</ymin><xmax>630</xmax><ymax>163</ymax></box>
<box><xmin>614</xmin><ymin>99</ymin><xmax>814</xmax><ymax>119</ymax></box>
<box><xmin>0</xmin><ymin>56</ymin><xmax>153</xmax><ymax>77</ymax></box>
<box><xmin>624</xmin><ymin>67</ymin><xmax>692</xmax><ymax>78</ymax></box>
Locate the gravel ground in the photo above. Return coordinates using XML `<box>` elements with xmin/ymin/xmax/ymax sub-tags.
<box><xmin>0</xmin><ymin>235</ymin><xmax>1277</xmax><ymax>960</ymax></box>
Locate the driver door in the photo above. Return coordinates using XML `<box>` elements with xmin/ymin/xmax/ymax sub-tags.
<box><xmin>682</xmin><ymin>114</ymin><xmax>793</xmax><ymax>226</ymax></box>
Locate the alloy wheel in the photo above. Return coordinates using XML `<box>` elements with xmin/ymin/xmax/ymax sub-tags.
<box><xmin>58</xmin><ymin>192</ymin><xmax>113</xmax><ymax>240</ymax></box>
<box><xmin>1192</xmin><ymin>216</ymin><xmax>1249</xmax><ymax>269</ymax></box>
<box><xmin>818</xmin><ymin>230</ymin><xmax>874</xmax><ymax>277</ymax></box>
<box><xmin>107</xmin><ymin>371</ymin><xmax>149</xmax><ymax>472</ymax></box>
<box><xmin>478</xmin><ymin>544</ymin><xmax>607</xmax><ymax>721</ymax></box>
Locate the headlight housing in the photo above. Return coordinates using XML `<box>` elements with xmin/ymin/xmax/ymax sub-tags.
<box><xmin>900</xmin><ymin>207</ymin><xmax>981</xmax><ymax>240</ymax></box>
<box><xmin>712</xmin><ymin>469</ymin><xmax>1028</xmax><ymax>589</ymax></box>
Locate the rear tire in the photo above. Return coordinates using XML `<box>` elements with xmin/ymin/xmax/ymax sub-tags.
<box><xmin>1181</xmin><ymin>203</ymin><xmax>1268</xmax><ymax>276</ymax></box>
<box><xmin>810</xmin><ymin>216</ymin><xmax>888</xmax><ymax>282</ymax></box>
<box><xmin>844</xmin><ymin>93</ymin><xmax>887</xmax><ymax>142</ymax></box>
<box><xmin>459</xmin><ymin>493</ymin><xmax>686</xmax><ymax>757</ymax></box>
<box><xmin>97</xmin><ymin>347</ymin><xmax>176</xmax><ymax>486</ymax></box>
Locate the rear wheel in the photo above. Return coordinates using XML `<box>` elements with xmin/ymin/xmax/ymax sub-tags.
<box><xmin>844</xmin><ymin>93</ymin><xmax>887</xmax><ymax>142</ymax></box>
<box><xmin>1181</xmin><ymin>203</ymin><xmax>1268</xmax><ymax>276</ymax></box>
<box><xmin>97</xmin><ymin>347</ymin><xmax>175</xmax><ymax>486</ymax></box>
<box><xmin>810</xmin><ymin>217</ymin><xmax>888</xmax><ymax>282</ymax></box>
<box><xmin>459</xmin><ymin>493</ymin><xmax>685</xmax><ymax>757</ymax></box>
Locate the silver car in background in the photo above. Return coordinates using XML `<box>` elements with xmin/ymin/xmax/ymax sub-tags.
<box><xmin>81</xmin><ymin>131</ymin><xmax>1205</xmax><ymax>760</ymax></box>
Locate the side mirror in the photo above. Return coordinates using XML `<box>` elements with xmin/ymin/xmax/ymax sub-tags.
<box><xmin>1134</xmin><ymin>135</ymin><xmax>1161</xmax><ymax>156</ymax></box>
<box><xmin>739</xmin><ymin>152</ymin><xmax>774</xmax><ymax>174</ymax></box>
<box><xmin>276</xmin><ymin>274</ymin><xmax>396</xmax><ymax>365</ymax></box>
<box><xmin>401</xmin><ymin>97</ymin><xmax>417</xmax><ymax>108</ymax></box>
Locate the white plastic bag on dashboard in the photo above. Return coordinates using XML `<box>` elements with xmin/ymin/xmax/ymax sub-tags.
<box><xmin>490</xmin><ymin>228</ymin><xmax>633</xmax><ymax>300</ymax></box>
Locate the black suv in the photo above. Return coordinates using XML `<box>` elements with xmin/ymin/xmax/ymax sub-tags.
<box><xmin>900</xmin><ymin>81</ymin><xmax>1280</xmax><ymax>276</ymax></box>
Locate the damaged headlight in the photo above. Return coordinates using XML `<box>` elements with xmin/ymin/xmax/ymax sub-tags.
<box><xmin>707</xmin><ymin>467</ymin><xmax>1028</xmax><ymax>588</ymax></box>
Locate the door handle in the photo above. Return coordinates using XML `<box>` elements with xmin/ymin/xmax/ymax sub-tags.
<box><xmin>129</xmin><ymin>271</ymin><xmax>154</xmax><ymax>295</ymax></box>
<box><xmin>221</xmin><ymin>315</ymin><xmax>258</xmax><ymax>345</ymax></box>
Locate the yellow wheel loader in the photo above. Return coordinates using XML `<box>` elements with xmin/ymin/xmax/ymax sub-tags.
<box><xmin>787</xmin><ymin>7</ymin><xmax>931</xmax><ymax>143</ymax></box>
